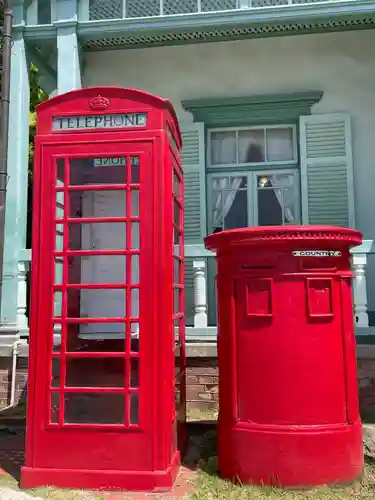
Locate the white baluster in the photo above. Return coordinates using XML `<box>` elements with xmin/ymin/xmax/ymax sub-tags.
<box><xmin>16</xmin><ymin>261</ymin><xmax>29</xmax><ymax>336</ymax></box>
<box><xmin>238</xmin><ymin>0</ymin><xmax>250</xmax><ymax>8</ymax></box>
<box><xmin>53</xmin><ymin>324</ymin><xmax>62</xmax><ymax>347</ymax></box>
<box><xmin>351</xmin><ymin>240</ymin><xmax>373</xmax><ymax>328</ymax></box>
<box><xmin>193</xmin><ymin>259</ymin><xmax>208</xmax><ymax>328</ymax></box>
<box><xmin>78</xmin><ymin>0</ymin><xmax>90</xmax><ymax>21</ymax></box>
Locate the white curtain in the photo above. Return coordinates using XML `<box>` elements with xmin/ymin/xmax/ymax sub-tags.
<box><xmin>212</xmin><ymin>177</ymin><xmax>242</xmax><ymax>229</ymax></box>
<box><xmin>265</xmin><ymin>175</ymin><xmax>295</xmax><ymax>223</ymax></box>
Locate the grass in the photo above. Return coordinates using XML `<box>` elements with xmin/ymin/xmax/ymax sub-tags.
<box><xmin>187</xmin><ymin>407</ymin><xmax>218</xmax><ymax>422</ymax></box>
<box><xmin>1</xmin><ymin>424</ymin><xmax>375</xmax><ymax>500</ymax></box>
<box><xmin>191</xmin><ymin>459</ymin><xmax>375</xmax><ymax>499</ymax></box>
<box><xmin>25</xmin><ymin>487</ymin><xmax>106</xmax><ymax>500</ymax></box>
<box><xmin>0</xmin><ymin>474</ymin><xmax>105</xmax><ymax>500</ymax></box>
<box><xmin>190</xmin><ymin>429</ymin><xmax>375</xmax><ymax>500</ymax></box>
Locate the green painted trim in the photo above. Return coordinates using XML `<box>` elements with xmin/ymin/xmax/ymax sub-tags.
<box><xmin>54</xmin><ymin>20</ymin><xmax>78</xmax><ymax>28</ymax></box>
<box><xmin>57</xmin><ymin>25</ymin><xmax>82</xmax><ymax>93</ymax></box>
<box><xmin>21</xmin><ymin>24</ymin><xmax>56</xmax><ymax>41</ymax></box>
<box><xmin>356</xmin><ymin>335</ymin><xmax>375</xmax><ymax>345</ymax></box>
<box><xmin>206</xmin><ymin>163</ymin><xmax>298</xmax><ymax>174</ymax></box>
<box><xmin>180</xmin><ymin>122</ymin><xmax>207</xmax><ymax>243</ymax></box>
<box><xmin>299</xmin><ymin>113</ymin><xmax>354</xmax><ymax>227</ymax></box>
<box><xmin>82</xmin><ymin>23</ymin><xmax>375</xmax><ymax>53</ymax></box>
<box><xmin>77</xmin><ymin>1</ymin><xmax>375</xmax><ymax>39</ymax></box>
<box><xmin>11</xmin><ymin>0</ymin><xmax>28</xmax><ymax>26</ymax></box>
<box><xmin>368</xmin><ymin>310</ymin><xmax>375</xmax><ymax>327</ymax></box>
<box><xmin>2</xmin><ymin>31</ymin><xmax>30</xmax><ymax>326</ymax></box>
<box><xmin>182</xmin><ymin>92</ymin><xmax>323</xmax><ymax>127</ymax></box>
<box><xmin>20</xmin><ymin>0</ymin><xmax>375</xmax><ymax>46</ymax></box>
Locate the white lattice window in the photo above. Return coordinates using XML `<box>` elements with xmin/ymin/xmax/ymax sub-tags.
<box><xmin>208</xmin><ymin>125</ymin><xmax>298</xmax><ymax>167</ymax></box>
<box><xmin>207</xmin><ymin>125</ymin><xmax>300</xmax><ymax>231</ymax></box>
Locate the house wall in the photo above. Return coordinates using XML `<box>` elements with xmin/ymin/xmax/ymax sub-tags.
<box><xmin>84</xmin><ymin>28</ymin><xmax>375</xmax><ymax>311</ymax></box>
<box><xmin>81</xmin><ymin>29</ymin><xmax>375</xmax><ymax>421</ymax></box>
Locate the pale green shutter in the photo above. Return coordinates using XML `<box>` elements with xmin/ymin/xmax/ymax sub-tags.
<box><xmin>180</xmin><ymin>122</ymin><xmax>206</xmax><ymax>328</ymax></box>
<box><xmin>299</xmin><ymin>113</ymin><xmax>355</xmax><ymax>227</ymax></box>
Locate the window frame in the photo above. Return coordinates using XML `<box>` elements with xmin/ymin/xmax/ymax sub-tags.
<box><xmin>207</xmin><ymin>123</ymin><xmax>298</xmax><ymax>170</ymax></box>
<box><xmin>207</xmin><ymin>169</ymin><xmax>300</xmax><ymax>233</ymax></box>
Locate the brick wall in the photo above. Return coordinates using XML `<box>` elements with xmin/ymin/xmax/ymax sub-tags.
<box><xmin>186</xmin><ymin>358</ymin><xmax>218</xmax><ymax>416</ymax></box>
<box><xmin>186</xmin><ymin>357</ymin><xmax>375</xmax><ymax>423</ymax></box>
<box><xmin>0</xmin><ymin>357</ymin><xmax>28</xmax><ymax>414</ymax></box>
<box><xmin>0</xmin><ymin>355</ymin><xmax>375</xmax><ymax>424</ymax></box>
<box><xmin>358</xmin><ymin>359</ymin><xmax>375</xmax><ymax>422</ymax></box>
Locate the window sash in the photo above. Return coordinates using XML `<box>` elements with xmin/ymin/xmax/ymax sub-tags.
<box><xmin>207</xmin><ymin>169</ymin><xmax>300</xmax><ymax>232</ymax></box>
<box><xmin>207</xmin><ymin>124</ymin><xmax>298</xmax><ymax>169</ymax></box>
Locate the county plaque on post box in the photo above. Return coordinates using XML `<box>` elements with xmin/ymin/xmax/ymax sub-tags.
<box><xmin>205</xmin><ymin>226</ymin><xmax>363</xmax><ymax>488</ymax></box>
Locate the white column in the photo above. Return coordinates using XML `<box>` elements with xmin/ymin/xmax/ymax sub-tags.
<box><xmin>193</xmin><ymin>259</ymin><xmax>208</xmax><ymax>328</ymax></box>
<box><xmin>351</xmin><ymin>240</ymin><xmax>373</xmax><ymax>329</ymax></box>
<box><xmin>56</xmin><ymin>0</ymin><xmax>82</xmax><ymax>94</ymax></box>
<box><xmin>1</xmin><ymin>13</ymin><xmax>30</xmax><ymax>341</ymax></box>
<box><xmin>16</xmin><ymin>261</ymin><xmax>29</xmax><ymax>337</ymax></box>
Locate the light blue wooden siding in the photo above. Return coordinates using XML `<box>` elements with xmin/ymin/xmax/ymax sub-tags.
<box><xmin>180</xmin><ymin>122</ymin><xmax>206</xmax><ymax>330</ymax></box>
<box><xmin>300</xmin><ymin>113</ymin><xmax>355</xmax><ymax>228</ymax></box>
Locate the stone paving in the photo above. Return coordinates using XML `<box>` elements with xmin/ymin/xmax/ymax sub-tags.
<box><xmin>0</xmin><ymin>488</ymin><xmax>44</xmax><ymax>500</ymax></box>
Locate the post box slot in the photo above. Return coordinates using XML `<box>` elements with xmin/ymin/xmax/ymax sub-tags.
<box><xmin>300</xmin><ymin>259</ymin><xmax>337</xmax><ymax>272</ymax></box>
<box><xmin>241</xmin><ymin>265</ymin><xmax>275</xmax><ymax>270</ymax></box>
<box><xmin>306</xmin><ymin>278</ymin><xmax>334</xmax><ymax>319</ymax></box>
<box><xmin>244</xmin><ymin>278</ymin><xmax>273</xmax><ymax>318</ymax></box>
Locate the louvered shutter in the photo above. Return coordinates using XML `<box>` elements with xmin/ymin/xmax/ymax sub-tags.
<box><xmin>299</xmin><ymin>113</ymin><xmax>355</xmax><ymax>227</ymax></box>
<box><xmin>180</xmin><ymin>122</ymin><xmax>206</xmax><ymax>328</ymax></box>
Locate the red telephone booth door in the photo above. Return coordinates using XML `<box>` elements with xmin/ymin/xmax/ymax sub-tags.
<box><xmin>27</xmin><ymin>139</ymin><xmax>156</xmax><ymax>483</ymax></box>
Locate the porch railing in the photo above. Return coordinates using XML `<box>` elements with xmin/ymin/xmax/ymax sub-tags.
<box><xmin>27</xmin><ymin>0</ymin><xmax>361</xmax><ymax>25</ymax></box>
<box><xmin>86</xmin><ymin>0</ymin><xmax>360</xmax><ymax>21</ymax></box>
<box><xmin>186</xmin><ymin>240</ymin><xmax>375</xmax><ymax>332</ymax></box>
<box><xmin>15</xmin><ymin>239</ymin><xmax>374</xmax><ymax>340</ymax></box>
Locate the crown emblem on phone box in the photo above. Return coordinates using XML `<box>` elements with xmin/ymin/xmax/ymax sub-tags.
<box><xmin>89</xmin><ymin>95</ymin><xmax>110</xmax><ymax>111</ymax></box>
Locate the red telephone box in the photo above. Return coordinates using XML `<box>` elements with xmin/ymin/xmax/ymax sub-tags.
<box><xmin>205</xmin><ymin>226</ymin><xmax>363</xmax><ymax>487</ymax></box>
<box><xmin>22</xmin><ymin>87</ymin><xmax>186</xmax><ymax>491</ymax></box>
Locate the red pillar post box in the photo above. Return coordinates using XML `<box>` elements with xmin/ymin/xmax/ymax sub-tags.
<box><xmin>22</xmin><ymin>87</ymin><xmax>186</xmax><ymax>491</ymax></box>
<box><xmin>205</xmin><ymin>226</ymin><xmax>363</xmax><ymax>488</ymax></box>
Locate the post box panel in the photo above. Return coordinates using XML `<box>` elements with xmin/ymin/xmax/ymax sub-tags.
<box><xmin>244</xmin><ymin>278</ymin><xmax>273</xmax><ymax>318</ymax></box>
<box><xmin>306</xmin><ymin>278</ymin><xmax>334</xmax><ymax>319</ymax></box>
<box><xmin>235</xmin><ymin>275</ymin><xmax>347</xmax><ymax>426</ymax></box>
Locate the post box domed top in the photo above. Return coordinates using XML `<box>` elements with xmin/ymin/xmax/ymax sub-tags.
<box><xmin>204</xmin><ymin>226</ymin><xmax>362</xmax><ymax>252</ymax></box>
